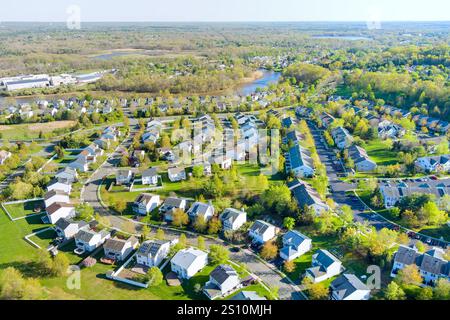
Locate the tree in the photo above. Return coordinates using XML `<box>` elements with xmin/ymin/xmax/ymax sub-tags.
<box><xmin>397</xmin><ymin>233</ymin><xmax>410</xmax><ymax>245</ymax></box>
<box><xmin>156</xmin><ymin>228</ymin><xmax>165</xmax><ymax>240</ymax></box>
<box><xmin>76</xmin><ymin>203</ymin><xmax>94</xmax><ymax>221</ymax></box>
<box><xmin>141</xmin><ymin>224</ymin><xmax>150</xmax><ymax>240</ymax></box>
<box><xmin>146</xmin><ymin>267</ymin><xmax>163</xmax><ymax>287</ymax></box>
<box><xmin>178</xmin><ymin>233</ymin><xmax>188</xmax><ymax>248</ymax></box>
<box><xmin>192</xmin><ymin>165</ymin><xmax>204</xmax><ymax>178</ymax></box>
<box><xmin>209</xmin><ymin>244</ymin><xmax>229</xmax><ymax>265</ymax></box>
<box><xmin>197</xmin><ymin>236</ymin><xmax>206</xmax><ymax>250</ymax></box>
<box><xmin>417</xmin><ymin>287</ymin><xmax>433</xmax><ymax>300</ymax></box>
<box><xmin>120</xmin><ymin>155</ymin><xmax>129</xmax><ymax>167</ymax></box>
<box><xmin>260</xmin><ymin>241</ymin><xmax>278</xmax><ymax>260</ymax></box>
<box><xmin>415</xmin><ymin>241</ymin><xmax>426</xmax><ymax>253</ymax></box>
<box><xmin>193</xmin><ymin>215</ymin><xmax>208</xmax><ymax>233</ymax></box>
<box><xmin>340</xmin><ymin>205</ymin><xmax>354</xmax><ymax>224</ymax></box>
<box><xmin>114</xmin><ymin>200</ymin><xmax>127</xmax><ymax>215</ymax></box>
<box><xmin>384</xmin><ymin>281</ymin><xmax>406</xmax><ymax>300</ymax></box>
<box><xmin>172</xmin><ymin>209</ymin><xmax>189</xmax><ymax>228</ymax></box>
<box><xmin>419</xmin><ymin>201</ymin><xmax>447</xmax><ymax>226</ymax></box>
<box><xmin>51</xmin><ymin>253</ymin><xmax>70</xmax><ymax>277</ymax></box>
<box><xmin>0</xmin><ymin>267</ymin><xmax>42</xmax><ymax>300</ymax></box>
<box><xmin>207</xmin><ymin>218</ymin><xmax>222</xmax><ymax>235</ymax></box>
<box><xmin>396</xmin><ymin>264</ymin><xmax>423</xmax><ymax>286</ymax></box>
<box><xmin>301</xmin><ymin>277</ymin><xmax>329</xmax><ymax>300</ymax></box>
<box><xmin>433</xmin><ymin>279</ymin><xmax>450</xmax><ymax>300</ymax></box>
<box><xmin>283</xmin><ymin>217</ymin><xmax>296</xmax><ymax>230</ymax></box>
<box><xmin>284</xmin><ymin>260</ymin><xmax>295</xmax><ymax>273</ymax></box>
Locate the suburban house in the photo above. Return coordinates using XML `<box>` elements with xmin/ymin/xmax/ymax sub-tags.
<box><xmin>231</xmin><ymin>291</ymin><xmax>267</xmax><ymax>300</ymax></box>
<box><xmin>159</xmin><ymin>197</ymin><xmax>187</xmax><ymax>221</ymax></box>
<box><xmin>330</xmin><ymin>274</ymin><xmax>371</xmax><ymax>300</ymax></box>
<box><xmin>288</xmin><ymin>179</ymin><xmax>329</xmax><ymax>215</ymax></box>
<box><xmin>306</xmin><ymin>249</ymin><xmax>343</xmax><ymax>283</ymax></box>
<box><xmin>0</xmin><ymin>150</ymin><xmax>12</xmax><ymax>165</ymax></box>
<box><xmin>320</xmin><ymin>112</ymin><xmax>335</xmax><ymax>129</ymax></box>
<box><xmin>204</xmin><ymin>264</ymin><xmax>241</xmax><ymax>299</ymax></box>
<box><xmin>282</xmin><ymin>130</ymin><xmax>304</xmax><ymax>146</ymax></box>
<box><xmin>116</xmin><ymin>169</ymin><xmax>133</xmax><ymax>185</ymax></box>
<box><xmin>168</xmin><ymin>167</ymin><xmax>186</xmax><ymax>182</ymax></box>
<box><xmin>136</xmin><ymin>240</ymin><xmax>171</xmax><ymax>267</ymax></box>
<box><xmin>248</xmin><ymin>220</ymin><xmax>277</xmax><ymax>244</ymax></box>
<box><xmin>390</xmin><ymin>245</ymin><xmax>449</xmax><ymax>286</ymax></box>
<box><xmin>347</xmin><ymin>145</ymin><xmax>377</xmax><ymax>172</ymax></box>
<box><xmin>170</xmin><ymin>248</ymin><xmax>208</xmax><ymax>279</ymax></box>
<box><xmin>132</xmin><ymin>193</ymin><xmax>160</xmax><ymax>215</ymax></box>
<box><xmin>285</xmin><ymin>144</ymin><xmax>315</xmax><ymax>178</ymax></box>
<box><xmin>142</xmin><ymin>131</ymin><xmax>160</xmax><ymax>144</ymax></box>
<box><xmin>47</xmin><ymin>178</ymin><xmax>72</xmax><ymax>194</ymax></box>
<box><xmin>378</xmin><ymin>120</ymin><xmax>405</xmax><ymax>140</ymax></box>
<box><xmin>141</xmin><ymin>168</ymin><xmax>159</xmax><ymax>185</ymax></box>
<box><xmin>74</xmin><ymin>229</ymin><xmax>111</xmax><ymax>253</ymax></box>
<box><xmin>103</xmin><ymin>236</ymin><xmax>139</xmax><ymax>261</ymax></box>
<box><xmin>210</xmin><ymin>154</ymin><xmax>232</xmax><ymax>170</ymax></box>
<box><xmin>415</xmin><ymin>155</ymin><xmax>450</xmax><ymax>173</ymax></box>
<box><xmin>186</xmin><ymin>201</ymin><xmax>215</xmax><ymax>222</ymax></box>
<box><xmin>55</xmin><ymin>218</ymin><xmax>89</xmax><ymax>240</ymax></box>
<box><xmin>281</xmin><ymin>116</ymin><xmax>294</xmax><ymax>129</ymax></box>
<box><xmin>280</xmin><ymin>230</ymin><xmax>312</xmax><ymax>261</ymax></box>
<box><xmin>55</xmin><ymin>167</ymin><xmax>78</xmax><ymax>183</ymax></box>
<box><xmin>44</xmin><ymin>190</ymin><xmax>70</xmax><ymax>208</ymax></box>
<box><xmin>68</xmin><ymin>156</ymin><xmax>89</xmax><ymax>173</ymax></box>
<box><xmin>331</xmin><ymin>127</ymin><xmax>354</xmax><ymax>150</ymax></box>
<box><xmin>93</xmin><ymin>138</ymin><xmax>110</xmax><ymax>150</ymax></box>
<box><xmin>220</xmin><ymin>208</ymin><xmax>247</xmax><ymax>231</ymax></box>
<box><xmin>46</xmin><ymin>202</ymin><xmax>76</xmax><ymax>224</ymax></box>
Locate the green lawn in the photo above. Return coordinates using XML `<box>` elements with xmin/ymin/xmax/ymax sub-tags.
<box><xmin>2</xmin><ymin>200</ymin><xmax>45</xmax><ymax>219</ymax></box>
<box><xmin>28</xmin><ymin>228</ymin><xmax>57</xmax><ymax>249</ymax></box>
<box><xmin>364</xmin><ymin>139</ymin><xmax>399</xmax><ymax>166</ymax></box>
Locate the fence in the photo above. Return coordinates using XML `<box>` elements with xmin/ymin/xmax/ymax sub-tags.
<box><xmin>1</xmin><ymin>198</ymin><xmax>45</xmax><ymax>221</ymax></box>
<box><xmin>108</xmin><ymin>252</ymin><xmax>149</xmax><ymax>288</ymax></box>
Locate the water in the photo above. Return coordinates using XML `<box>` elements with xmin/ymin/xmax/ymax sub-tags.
<box><xmin>237</xmin><ymin>70</ymin><xmax>282</xmax><ymax>96</ymax></box>
<box><xmin>92</xmin><ymin>51</ymin><xmax>146</xmax><ymax>61</ymax></box>
<box><xmin>312</xmin><ymin>35</ymin><xmax>373</xmax><ymax>41</ymax></box>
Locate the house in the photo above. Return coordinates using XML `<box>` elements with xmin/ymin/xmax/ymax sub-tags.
<box><xmin>136</xmin><ymin>240</ymin><xmax>171</xmax><ymax>267</ymax></box>
<box><xmin>320</xmin><ymin>112</ymin><xmax>335</xmax><ymax>129</ymax></box>
<box><xmin>55</xmin><ymin>218</ymin><xmax>89</xmax><ymax>240</ymax></box>
<box><xmin>231</xmin><ymin>291</ymin><xmax>267</xmax><ymax>300</ymax></box>
<box><xmin>168</xmin><ymin>167</ymin><xmax>186</xmax><ymax>182</ymax></box>
<box><xmin>93</xmin><ymin>138</ymin><xmax>110</xmax><ymax>150</ymax></box>
<box><xmin>220</xmin><ymin>208</ymin><xmax>246</xmax><ymax>231</ymax></box>
<box><xmin>0</xmin><ymin>150</ymin><xmax>12</xmax><ymax>165</ymax></box>
<box><xmin>347</xmin><ymin>145</ymin><xmax>377</xmax><ymax>172</ymax></box>
<box><xmin>44</xmin><ymin>190</ymin><xmax>70</xmax><ymax>208</ymax></box>
<box><xmin>186</xmin><ymin>202</ymin><xmax>215</xmax><ymax>222</ymax></box>
<box><xmin>132</xmin><ymin>193</ymin><xmax>160</xmax><ymax>215</ymax></box>
<box><xmin>68</xmin><ymin>157</ymin><xmax>89</xmax><ymax>173</ymax></box>
<box><xmin>330</xmin><ymin>274</ymin><xmax>371</xmax><ymax>300</ymax></box>
<box><xmin>141</xmin><ymin>168</ymin><xmax>159</xmax><ymax>185</ymax></box>
<box><xmin>288</xmin><ymin>179</ymin><xmax>329</xmax><ymax>215</ymax></box>
<box><xmin>415</xmin><ymin>155</ymin><xmax>450</xmax><ymax>173</ymax></box>
<box><xmin>280</xmin><ymin>230</ymin><xmax>312</xmax><ymax>261</ymax></box>
<box><xmin>74</xmin><ymin>229</ymin><xmax>111</xmax><ymax>253</ymax></box>
<box><xmin>170</xmin><ymin>248</ymin><xmax>208</xmax><ymax>279</ymax></box>
<box><xmin>331</xmin><ymin>127</ymin><xmax>353</xmax><ymax>150</ymax></box>
<box><xmin>47</xmin><ymin>178</ymin><xmax>72</xmax><ymax>194</ymax></box>
<box><xmin>285</xmin><ymin>144</ymin><xmax>315</xmax><ymax>178</ymax></box>
<box><xmin>204</xmin><ymin>264</ymin><xmax>241</xmax><ymax>299</ymax></box>
<box><xmin>281</xmin><ymin>117</ymin><xmax>294</xmax><ymax>129</ymax></box>
<box><xmin>159</xmin><ymin>197</ymin><xmax>187</xmax><ymax>221</ymax></box>
<box><xmin>248</xmin><ymin>220</ymin><xmax>277</xmax><ymax>244</ymax></box>
<box><xmin>103</xmin><ymin>236</ymin><xmax>139</xmax><ymax>261</ymax></box>
<box><xmin>116</xmin><ymin>169</ymin><xmax>133</xmax><ymax>185</ymax></box>
<box><xmin>142</xmin><ymin>131</ymin><xmax>159</xmax><ymax>144</ymax></box>
<box><xmin>306</xmin><ymin>249</ymin><xmax>343</xmax><ymax>283</ymax></box>
<box><xmin>46</xmin><ymin>202</ymin><xmax>76</xmax><ymax>224</ymax></box>
<box><xmin>210</xmin><ymin>154</ymin><xmax>232</xmax><ymax>170</ymax></box>
<box><xmin>390</xmin><ymin>245</ymin><xmax>449</xmax><ymax>286</ymax></box>
<box><xmin>55</xmin><ymin>167</ymin><xmax>78</xmax><ymax>183</ymax></box>
<box><xmin>378</xmin><ymin>120</ymin><xmax>405</xmax><ymax>140</ymax></box>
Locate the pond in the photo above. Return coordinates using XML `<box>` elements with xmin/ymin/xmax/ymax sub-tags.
<box><xmin>236</xmin><ymin>69</ymin><xmax>282</xmax><ymax>96</ymax></box>
<box><xmin>312</xmin><ymin>35</ymin><xmax>373</xmax><ymax>41</ymax></box>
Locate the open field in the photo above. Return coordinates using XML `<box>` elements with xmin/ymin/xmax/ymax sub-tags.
<box><xmin>2</xmin><ymin>200</ymin><xmax>45</xmax><ymax>219</ymax></box>
<box><xmin>0</xmin><ymin>121</ymin><xmax>77</xmax><ymax>140</ymax></box>
<box><xmin>364</xmin><ymin>139</ymin><xmax>399</xmax><ymax>166</ymax></box>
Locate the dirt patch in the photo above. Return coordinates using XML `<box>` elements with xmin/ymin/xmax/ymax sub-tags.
<box><xmin>0</xmin><ymin>120</ymin><xmax>76</xmax><ymax>133</ymax></box>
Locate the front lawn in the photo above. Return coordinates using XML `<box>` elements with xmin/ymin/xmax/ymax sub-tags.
<box><xmin>364</xmin><ymin>139</ymin><xmax>399</xmax><ymax>166</ymax></box>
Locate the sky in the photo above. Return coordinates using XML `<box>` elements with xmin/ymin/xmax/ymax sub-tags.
<box><xmin>0</xmin><ymin>0</ymin><xmax>449</xmax><ymax>22</ymax></box>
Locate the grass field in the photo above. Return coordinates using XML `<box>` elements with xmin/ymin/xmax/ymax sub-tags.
<box><xmin>364</xmin><ymin>139</ymin><xmax>399</xmax><ymax>166</ymax></box>
<box><xmin>28</xmin><ymin>228</ymin><xmax>57</xmax><ymax>249</ymax></box>
<box><xmin>0</xmin><ymin>120</ymin><xmax>77</xmax><ymax>140</ymax></box>
<box><xmin>3</xmin><ymin>200</ymin><xmax>45</xmax><ymax>219</ymax></box>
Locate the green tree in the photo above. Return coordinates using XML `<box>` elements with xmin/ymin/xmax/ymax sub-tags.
<box><xmin>207</xmin><ymin>218</ymin><xmax>222</xmax><ymax>235</ymax></box>
<box><xmin>197</xmin><ymin>236</ymin><xmax>206</xmax><ymax>250</ymax></box>
<box><xmin>396</xmin><ymin>264</ymin><xmax>423</xmax><ymax>286</ymax></box>
<box><xmin>172</xmin><ymin>208</ymin><xmax>189</xmax><ymax>228</ymax></box>
<box><xmin>51</xmin><ymin>253</ymin><xmax>70</xmax><ymax>277</ymax></box>
<box><xmin>209</xmin><ymin>244</ymin><xmax>229</xmax><ymax>265</ymax></box>
<box><xmin>260</xmin><ymin>241</ymin><xmax>278</xmax><ymax>260</ymax></box>
<box><xmin>193</xmin><ymin>215</ymin><xmax>208</xmax><ymax>233</ymax></box>
<box><xmin>283</xmin><ymin>217</ymin><xmax>296</xmax><ymax>230</ymax></box>
<box><xmin>384</xmin><ymin>281</ymin><xmax>406</xmax><ymax>300</ymax></box>
<box><xmin>146</xmin><ymin>267</ymin><xmax>163</xmax><ymax>287</ymax></box>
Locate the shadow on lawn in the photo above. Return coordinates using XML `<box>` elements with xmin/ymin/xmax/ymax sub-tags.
<box><xmin>0</xmin><ymin>260</ymin><xmax>49</xmax><ymax>278</ymax></box>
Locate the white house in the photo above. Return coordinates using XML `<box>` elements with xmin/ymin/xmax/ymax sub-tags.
<box><xmin>168</xmin><ymin>167</ymin><xmax>186</xmax><ymax>182</ymax></box>
<box><xmin>210</xmin><ymin>154</ymin><xmax>232</xmax><ymax>170</ymax></box>
<box><xmin>47</xmin><ymin>178</ymin><xmax>72</xmax><ymax>194</ymax></box>
<box><xmin>204</xmin><ymin>264</ymin><xmax>241</xmax><ymax>299</ymax></box>
<box><xmin>46</xmin><ymin>202</ymin><xmax>76</xmax><ymax>224</ymax></box>
<box><xmin>141</xmin><ymin>168</ymin><xmax>158</xmax><ymax>185</ymax></box>
<box><xmin>306</xmin><ymin>249</ymin><xmax>342</xmax><ymax>283</ymax></box>
<box><xmin>55</xmin><ymin>167</ymin><xmax>78</xmax><ymax>183</ymax></box>
<box><xmin>348</xmin><ymin>145</ymin><xmax>377</xmax><ymax>172</ymax></box>
<box><xmin>187</xmin><ymin>201</ymin><xmax>215</xmax><ymax>222</ymax></box>
<box><xmin>68</xmin><ymin>157</ymin><xmax>89</xmax><ymax>173</ymax></box>
<box><xmin>74</xmin><ymin>229</ymin><xmax>111</xmax><ymax>253</ymax></box>
<box><xmin>116</xmin><ymin>169</ymin><xmax>133</xmax><ymax>185</ymax></box>
<box><xmin>159</xmin><ymin>197</ymin><xmax>187</xmax><ymax>221</ymax></box>
<box><xmin>285</xmin><ymin>144</ymin><xmax>315</xmax><ymax>178</ymax></box>
<box><xmin>55</xmin><ymin>218</ymin><xmax>89</xmax><ymax>240</ymax></box>
<box><xmin>330</xmin><ymin>274</ymin><xmax>371</xmax><ymax>300</ymax></box>
<box><xmin>136</xmin><ymin>240</ymin><xmax>171</xmax><ymax>267</ymax></box>
<box><xmin>289</xmin><ymin>179</ymin><xmax>329</xmax><ymax>215</ymax></box>
<box><xmin>248</xmin><ymin>220</ymin><xmax>277</xmax><ymax>244</ymax></box>
<box><xmin>170</xmin><ymin>248</ymin><xmax>208</xmax><ymax>279</ymax></box>
<box><xmin>390</xmin><ymin>245</ymin><xmax>449</xmax><ymax>286</ymax></box>
<box><xmin>103</xmin><ymin>236</ymin><xmax>139</xmax><ymax>261</ymax></box>
<box><xmin>280</xmin><ymin>230</ymin><xmax>312</xmax><ymax>261</ymax></box>
<box><xmin>331</xmin><ymin>127</ymin><xmax>353</xmax><ymax>150</ymax></box>
<box><xmin>220</xmin><ymin>208</ymin><xmax>246</xmax><ymax>231</ymax></box>
<box><xmin>132</xmin><ymin>193</ymin><xmax>160</xmax><ymax>215</ymax></box>
<box><xmin>415</xmin><ymin>155</ymin><xmax>450</xmax><ymax>173</ymax></box>
<box><xmin>0</xmin><ymin>150</ymin><xmax>12</xmax><ymax>165</ymax></box>
<box><xmin>44</xmin><ymin>190</ymin><xmax>70</xmax><ymax>208</ymax></box>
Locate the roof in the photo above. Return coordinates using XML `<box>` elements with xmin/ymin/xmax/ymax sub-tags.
<box><xmin>313</xmin><ymin>249</ymin><xmax>341</xmax><ymax>268</ymax></box>
<box><xmin>188</xmin><ymin>202</ymin><xmax>213</xmax><ymax>217</ymax></box>
<box><xmin>250</xmin><ymin>220</ymin><xmax>275</xmax><ymax>236</ymax></box>
<box><xmin>162</xmin><ymin>197</ymin><xmax>185</xmax><ymax>208</ymax></box>
<box><xmin>55</xmin><ymin>218</ymin><xmax>87</xmax><ymax>231</ymax></box>
<box><xmin>168</xmin><ymin>167</ymin><xmax>185</xmax><ymax>175</ymax></box>
<box><xmin>210</xmin><ymin>264</ymin><xmax>238</xmax><ymax>285</ymax></box>
<box><xmin>331</xmin><ymin>274</ymin><xmax>370</xmax><ymax>300</ymax></box>
<box><xmin>287</xmin><ymin>144</ymin><xmax>313</xmax><ymax>170</ymax></box>
<box><xmin>48</xmin><ymin>177</ymin><xmax>71</xmax><ymax>186</ymax></box>
<box><xmin>142</xmin><ymin>168</ymin><xmax>158</xmax><ymax>177</ymax></box>
<box><xmin>44</xmin><ymin>189</ymin><xmax>69</xmax><ymax>200</ymax></box>
<box><xmin>137</xmin><ymin>240</ymin><xmax>170</xmax><ymax>257</ymax></box>
<box><xmin>46</xmin><ymin>202</ymin><xmax>74</xmax><ymax>215</ymax></box>
<box><xmin>75</xmin><ymin>229</ymin><xmax>97</xmax><ymax>242</ymax></box>
<box><xmin>171</xmin><ymin>248</ymin><xmax>207</xmax><ymax>269</ymax></box>
<box><xmin>283</xmin><ymin>230</ymin><xmax>310</xmax><ymax>248</ymax></box>
<box><xmin>134</xmin><ymin>193</ymin><xmax>158</xmax><ymax>205</ymax></box>
<box><xmin>104</xmin><ymin>236</ymin><xmax>138</xmax><ymax>252</ymax></box>
<box><xmin>220</xmin><ymin>208</ymin><xmax>245</xmax><ymax>224</ymax></box>
<box><xmin>291</xmin><ymin>181</ymin><xmax>327</xmax><ymax>210</ymax></box>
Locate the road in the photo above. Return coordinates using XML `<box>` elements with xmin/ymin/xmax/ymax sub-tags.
<box><xmin>81</xmin><ymin>124</ymin><xmax>304</xmax><ymax>300</ymax></box>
